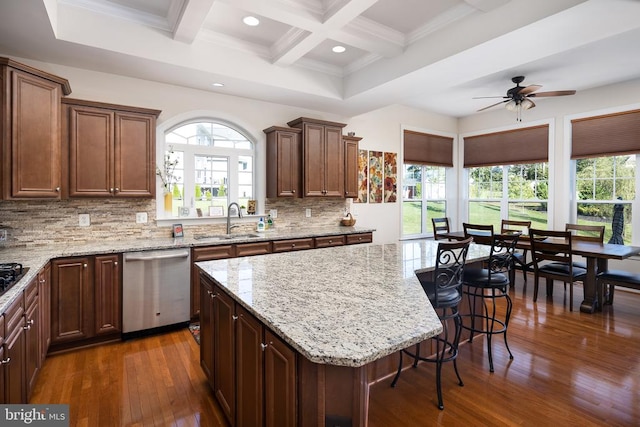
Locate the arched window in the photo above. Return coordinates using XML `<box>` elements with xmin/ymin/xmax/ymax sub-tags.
<box><xmin>159</xmin><ymin>119</ymin><xmax>254</xmax><ymax>218</ymax></box>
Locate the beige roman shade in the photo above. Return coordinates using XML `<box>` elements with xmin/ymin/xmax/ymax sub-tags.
<box><xmin>403</xmin><ymin>130</ymin><xmax>453</xmax><ymax>167</ymax></box>
<box><xmin>571</xmin><ymin>109</ymin><xmax>640</xmax><ymax>159</ymax></box>
<box><xmin>463</xmin><ymin>124</ymin><xmax>549</xmax><ymax>168</ymax></box>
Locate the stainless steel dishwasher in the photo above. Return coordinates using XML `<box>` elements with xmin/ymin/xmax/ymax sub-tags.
<box><xmin>122</xmin><ymin>248</ymin><xmax>191</xmax><ymax>334</ymax></box>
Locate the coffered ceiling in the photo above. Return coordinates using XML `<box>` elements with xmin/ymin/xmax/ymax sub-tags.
<box><xmin>1</xmin><ymin>0</ymin><xmax>640</xmax><ymax>118</ymax></box>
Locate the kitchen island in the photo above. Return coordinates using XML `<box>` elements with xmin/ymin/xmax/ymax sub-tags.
<box><xmin>196</xmin><ymin>239</ymin><xmax>490</xmax><ymax>426</ymax></box>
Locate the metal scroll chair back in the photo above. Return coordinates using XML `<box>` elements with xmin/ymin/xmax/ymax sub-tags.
<box><xmin>420</xmin><ymin>237</ymin><xmax>472</xmax><ymax>307</ymax></box>
<box><xmin>501</xmin><ymin>219</ymin><xmax>532</xmax><ymax>284</ymax></box>
<box><xmin>431</xmin><ymin>217</ymin><xmax>451</xmax><ymax>241</ymax></box>
<box><xmin>392</xmin><ymin>237</ymin><xmax>473</xmax><ymax>410</ymax></box>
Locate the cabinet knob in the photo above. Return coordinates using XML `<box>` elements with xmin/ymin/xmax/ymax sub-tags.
<box><xmin>55</xmin><ymin>187</ymin><xmax>60</xmax><ymax>192</ymax></box>
<box><xmin>260</xmin><ymin>343</ymin><xmax>268</xmax><ymax>351</ymax></box>
<box><xmin>115</xmin><ymin>188</ymin><xmax>120</xmax><ymax>192</ymax></box>
<box><xmin>328</xmin><ymin>240</ymin><xmax>333</xmax><ymax>243</ymax></box>
<box><xmin>114</xmin><ymin>261</ymin><xmax>118</xmax><ymax>266</ymax></box>
<box><xmin>292</xmin><ymin>190</ymin><xmax>295</xmax><ymax>193</ymax></box>
<box><xmin>83</xmin><ymin>263</ymin><xmax>88</xmax><ymax>268</ymax></box>
<box><xmin>1</xmin><ymin>357</ymin><xmax>10</xmax><ymax>365</ymax></box>
<box><xmin>291</xmin><ymin>243</ymin><xmax>296</xmax><ymax>248</ymax></box>
<box><xmin>232</xmin><ymin>315</ymin><xmax>239</xmax><ymax>321</ymax></box>
<box><xmin>110</xmin><ymin>188</ymin><xmax>114</xmax><ymax>192</ymax></box>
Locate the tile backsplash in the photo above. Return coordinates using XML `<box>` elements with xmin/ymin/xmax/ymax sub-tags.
<box><xmin>0</xmin><ymin>198</ymin><xmax>349</xmax><ymax>247</ymax></box>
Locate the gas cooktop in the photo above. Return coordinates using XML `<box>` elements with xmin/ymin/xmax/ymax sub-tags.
<box><xmin>0</xmin><ymin>262</ymin><xmax>27</xmax><ymax>296</ymax></box>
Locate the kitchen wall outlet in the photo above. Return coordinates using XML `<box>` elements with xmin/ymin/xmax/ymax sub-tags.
<box><xmin>78</xmin><ymin>214</ymin><xmax>91</xmax><ymax>227</ymax></box>
<box><xmin>269</xmin><ymin>209</ymin><xmax>277</xmax><ymax>219</ymax></box>
<box><xmin>0</xmin><ymin>229</ymin><xmax>7</xmax><ymax>241</ymax></box>
<box><xmin>305</xmin><ymin>208</ymin><xmax>311</xmax><ymax>218</ymax></box>
<box><xmin>136</xmin><ymin>212</ymin><xmax>148</xmax><ymax>224</ymax></box>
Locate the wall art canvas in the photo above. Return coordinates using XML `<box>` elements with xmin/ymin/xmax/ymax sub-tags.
<box><xmin>384</xmin><ymin>152</ymin><xmax>397</xmax><ymax>203</ymax></box>
<box><xmin>356</xmin><ymin>149</ymin><xmax>368</xmax><ymax>203</ymax></box>
<box><xmin>368</xmin><ymin>150</ymin><xmax>383</xmax><ymax>203</ymax></box>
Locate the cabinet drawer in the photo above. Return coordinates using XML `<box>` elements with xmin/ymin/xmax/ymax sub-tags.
<box><xmin>315</xmin><ymin>235</ymin><xmax>345</xmax><ymax>248</ymax></box>
<box><xmin>346</xmin><ymin>233</ymin><xmax>373</xmax><ymax>245</ymax></box>
<box><xmin>272</xmin><ymin>238</ymin><xmax>314</xmax><ymax>253</ymax></box>
<box><xmin>24</xmin><ymin>278</ymin><xmax>38</xmax><ymax>309</ymax></box>
<box><xmin>236</xmin><ymin>242</ymin><xmax>272</xmax><ymax>257</ymax></box>
<box><xmin>4</xmin><ymin>295</ymin><xmax>24</xmax><ymax>342</ymax></box>
<box><xmin>193</xmin><ymin>245</ymin><xmax>235</xmax><ymax>261</ymax></box>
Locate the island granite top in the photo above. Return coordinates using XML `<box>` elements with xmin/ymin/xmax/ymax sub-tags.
<box><xmin>196</xmin><ymin>240</ymin><xmax>490</xmax><ymax>367</ymax></box>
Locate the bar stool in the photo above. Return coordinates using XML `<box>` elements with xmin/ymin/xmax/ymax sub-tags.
<box><xmin>391</xmin><ymin>237</ymin><xmax>473</xmax><ymax>410</ymax></box>
<box><xmin>461</xmin><ymin>233</ymin><xmax>519</xmax><ymax>372</ymax></box>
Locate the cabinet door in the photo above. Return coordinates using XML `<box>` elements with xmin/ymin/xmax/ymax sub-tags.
<box><xmin>4</xmin><ymin>295</ymin><xmax>25</xmax><ymax>404</ymax></box>
<box><xmin>323</xmin><ymin>126</ymin><xmax>344</xmax><ymax>197</ymax></box>
<box><xmin>67</xmin><ymin>104</ymin><xmax>114</xmax><ymax>197</ymax></box>
<box><xmin>315</xmin><ymin>235</ymin><xmax>345</xmax><ymax>248</ymax></box>
<box><xmin>25</xmin><ymin>287</ymin><xmax>40</xmax><ymax>399</ymax></box>
<box><xmin>264</xmin><ymin>329</ymin><xmax>297</xmax><ymax>427</ymax></box>
<box><xmin>199</xmin><ymin>273</ymin><xmax>215</xmax><ymax>388</ymax></box>
<box><xmin>38</xmin><ymin>263</ymin><xmax>51</xmax><ymax>363</ymax></box>
<box><xmin>344</xmin><ymin>137</ymin><xmax>359</xmax><ymax>198</ymax></box>
<box><xmin>7</xmin><ymin>70</ymin><xmax>61</xmax><ymax>198</ymax></box>
<box><xmin>0</xmin><ymin>315</ymin><xmax>5</xmax><ymax>403</ymax></box>
<box><xmin>114</xmin><ymin>112</ymin><xmax>155</xmax><ymax>197</ymax></box>
<box><xmin>267</xmin><ymin>129</ymin><xmax>301</xmax><ymax>198</ymax></box>
<box><xmin>303</xmin><ymin>123</ymin><xmax>326</xmax><ymax>197</ymax></box>
<box><xmin>94</xmin><ymin>255</ymin><xmax>121</xmax><ymax>336</ymax></box>
<box><xmin>236</xmin><ymin>305</ymin><xmax>263</xmax><ymax>427</ymax></box>
<box><xmin>51</xmin><ymin>257</ymin><xmax>93</xmax><ymax>344</ymax></box>
<box><xmin>191</xmin><ymin>245</ymin><xmax>234</xmax><ymax>319</ymax></box>
<box><xmin>213</xmin><ymin>286</ymin><xmax>236</xmax><ymax>425</ymax></box>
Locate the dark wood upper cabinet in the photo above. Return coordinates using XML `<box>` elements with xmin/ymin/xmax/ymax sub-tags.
<box><xmin>288</xmin><ymin>117</ymin><xmax>346</xmax><ymax>197</ymax></box>
<box><xmin>343</xmin><ymin>135</ymin><xmax>362</xmax><ymax>198</ymax></box>
<box><xmin>0</xmin><ymin>57</ymin><xmax>71</xmax><ymax>199</ymax></box>
<box><xmin>264</xmin><ymin>126</ymin><xmax>302</xmax><ymax>198</ymax></box>
<box><xmin>62</xmin><ymin>98</ymin><xmax>160</xmax><ymax>198</ymax></box>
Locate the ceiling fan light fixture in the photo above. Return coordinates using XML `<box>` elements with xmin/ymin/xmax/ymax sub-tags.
<box><xmin>243</xmin><ymin>16</ymin><xmax>260</xmax><ymax>26</ymax></box>
<box><xmin>521</xmin><ymin>98</ymin><xmax>534</xmax><ymax>110</ymax></box>
<box><xmin>505</xmin><ymin>99</ymin><xmax>518</xmax><ymax>111</ymax></box>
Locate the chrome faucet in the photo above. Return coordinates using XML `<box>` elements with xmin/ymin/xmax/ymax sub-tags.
<box><xmin>227</xmin><ymin>202</ymin><xmax>242</xmax><ymax>234</ymax></box>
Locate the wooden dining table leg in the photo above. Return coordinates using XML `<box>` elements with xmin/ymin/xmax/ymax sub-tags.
<box><xmin>579</xmin><ymin>257</ymin><xmax>607</xmax><ymax>313</ymax></box>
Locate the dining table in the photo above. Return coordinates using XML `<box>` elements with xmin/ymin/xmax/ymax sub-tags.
<box><xmin>442</xmin><ymin>230</ymin><xmax>640</xmax><ymax>313</ymax></box>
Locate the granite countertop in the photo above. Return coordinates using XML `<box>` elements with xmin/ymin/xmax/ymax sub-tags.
<box><xmin>0</xmin><ymin>226</ymin><xmax>375</xmax><ymax>313</ymax></box>
<box><xmin>196</xmin><ymin>240</ymin><xmax>491</xmax><ymax>368</ymax></box>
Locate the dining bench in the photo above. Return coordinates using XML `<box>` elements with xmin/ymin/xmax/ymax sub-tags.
<box><xmin>596</xmin><ymin>269</ymin><xmax>640</xmax><ymax>305</ymax></box>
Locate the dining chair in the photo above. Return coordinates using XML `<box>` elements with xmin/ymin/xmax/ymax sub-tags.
<box><xmin>529</xmin><ymin>229</ymin><xmax>587</xmax><ymax>311</ymax></box>
<box><xmin>461</xmin><ymin>233</ymin><xmax>519</xmax><ymax>372</ymax></box>
<box><xmin>564</xmin><ymin>223</ymin><xmax>605</xmax><ymax>269</ymax></box>
<box><xmin>391</xmin><ymin>237</ymin><xmax>473</xmax><ymax>410</ymax></box>
<box><xmin>431</xmin><ymin>217</ymin><xmax>451</xmax><ymax>240</ymax></box>
<box><xmin>501</xmin><ymin>219</ymin><xmax>532</xmax><ymax>285</ymax></box>
<box><xmin>462</xmin><ymin>223</ymin><xmax>494</xmax><ymax>245</ymax></box>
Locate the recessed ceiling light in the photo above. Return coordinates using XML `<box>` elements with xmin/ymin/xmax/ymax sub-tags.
<box><xmin>332</xmin><ymin>45</ymin><xmax>346</xmax><ymax>53</ymax></box>
<box><xmin>243</xmin><ymin>16</ymin><xmax>260</xmax><ymax>26</ymax></box>
<box><xmin>212</xmin><ymin>82</ymin><xmax>224</xmax><ymax>87</ymax></box>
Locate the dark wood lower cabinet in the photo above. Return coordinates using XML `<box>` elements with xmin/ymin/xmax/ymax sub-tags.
<box><xmin>3</xmin><ymin>293</ymin><xmax>26</xmax><ymax>403</ymax></box>
<box><xmin>200</xmin><ymin>276</ymin><xmax>297</xmax><ymax>427</ymax></box>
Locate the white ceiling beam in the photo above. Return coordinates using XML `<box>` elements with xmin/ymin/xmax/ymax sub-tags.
<box><xmin>172</xmin><ymin>0</ymin><xmax>216</xmax><ymax>43</ymax></box>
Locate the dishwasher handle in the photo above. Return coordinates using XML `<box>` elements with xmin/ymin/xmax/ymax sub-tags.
<box><xmin>124</xmin><ymin>250</ymin><xmax>190</xmax><ymax>262</ymax></box>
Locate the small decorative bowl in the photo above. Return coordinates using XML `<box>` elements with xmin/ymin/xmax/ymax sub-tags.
<box><xmin>341</xmin><ymin>213</ymin><xmax>356</xmax><ymax>226</ymax></box>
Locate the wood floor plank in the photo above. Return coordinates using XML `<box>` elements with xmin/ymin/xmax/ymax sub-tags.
<box><xmin>30</xmin><ymin>273</ymin><xmax>640</xmax><ymax>426</ymax></box>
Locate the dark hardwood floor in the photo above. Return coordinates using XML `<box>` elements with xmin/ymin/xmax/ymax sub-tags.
<box><xmin>31</xmin><ymin>273</ymin><xmax>640</xmax><ymax>426</ymax></box>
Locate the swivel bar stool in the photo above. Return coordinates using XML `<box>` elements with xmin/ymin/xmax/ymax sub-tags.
<box><xmin>461</xmin><ymin>233</ymin><xmax>519</xmax><ymax>372</ymax></box>
<box><xmin>391</xmin><ymin>237</ymin><xmax>473</xmax><ymax>410</ymax></box>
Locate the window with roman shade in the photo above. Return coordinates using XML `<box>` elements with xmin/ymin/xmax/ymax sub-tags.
<box><xmin>403</xmin><ymin>130</ymin><xmax>453</xmax><ymax>167</ymax></box>
<box><xmin>464</xmin><ymin>124</ymin><xmax>550</xmax><ymax>229</ymax></box>
<box><xmin>402</xmin><ymin>130</ymin><xmax>453</xmax><ymax>238</ymax></box>
<box><xmin>571</xmin><ymin>110</ymin><xmax>638</xmax><ymax>245</ymax></box>
<box><xmin>463</xmin><ymin>124</ymin><xmax>549</xmax><ymax>168</ymax></box>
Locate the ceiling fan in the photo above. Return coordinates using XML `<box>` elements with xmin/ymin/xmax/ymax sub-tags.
<box><xmin>475</xmin><ymin>76</ymin><xmax>576</xmax><ymax>121</ymax></box>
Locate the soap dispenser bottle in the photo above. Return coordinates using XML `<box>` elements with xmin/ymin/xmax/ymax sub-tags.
<box><xmin>256</xmin><ymin>217</ymin><xmax>266</xmax><ymax>232</ymax></box>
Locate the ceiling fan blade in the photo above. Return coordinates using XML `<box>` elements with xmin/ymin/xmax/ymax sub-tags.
<box><xmin>472</xmin><ymin>96</ymin><xmax>508</xmax><ymax>99</ymax></box>
<box><xmin>477</xmin><ymin>100</ymin><xmax>508</xmax><ymax>112</ymax></box>
<box><xmin>529</xmin><ymin>90</ymin><xmax>576</xmax><ymax>97</ymax></box>
<box><xmin>518</xmin><ymin>84</ymin><xmax>542</xmax><ymax>95</ymax></box>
